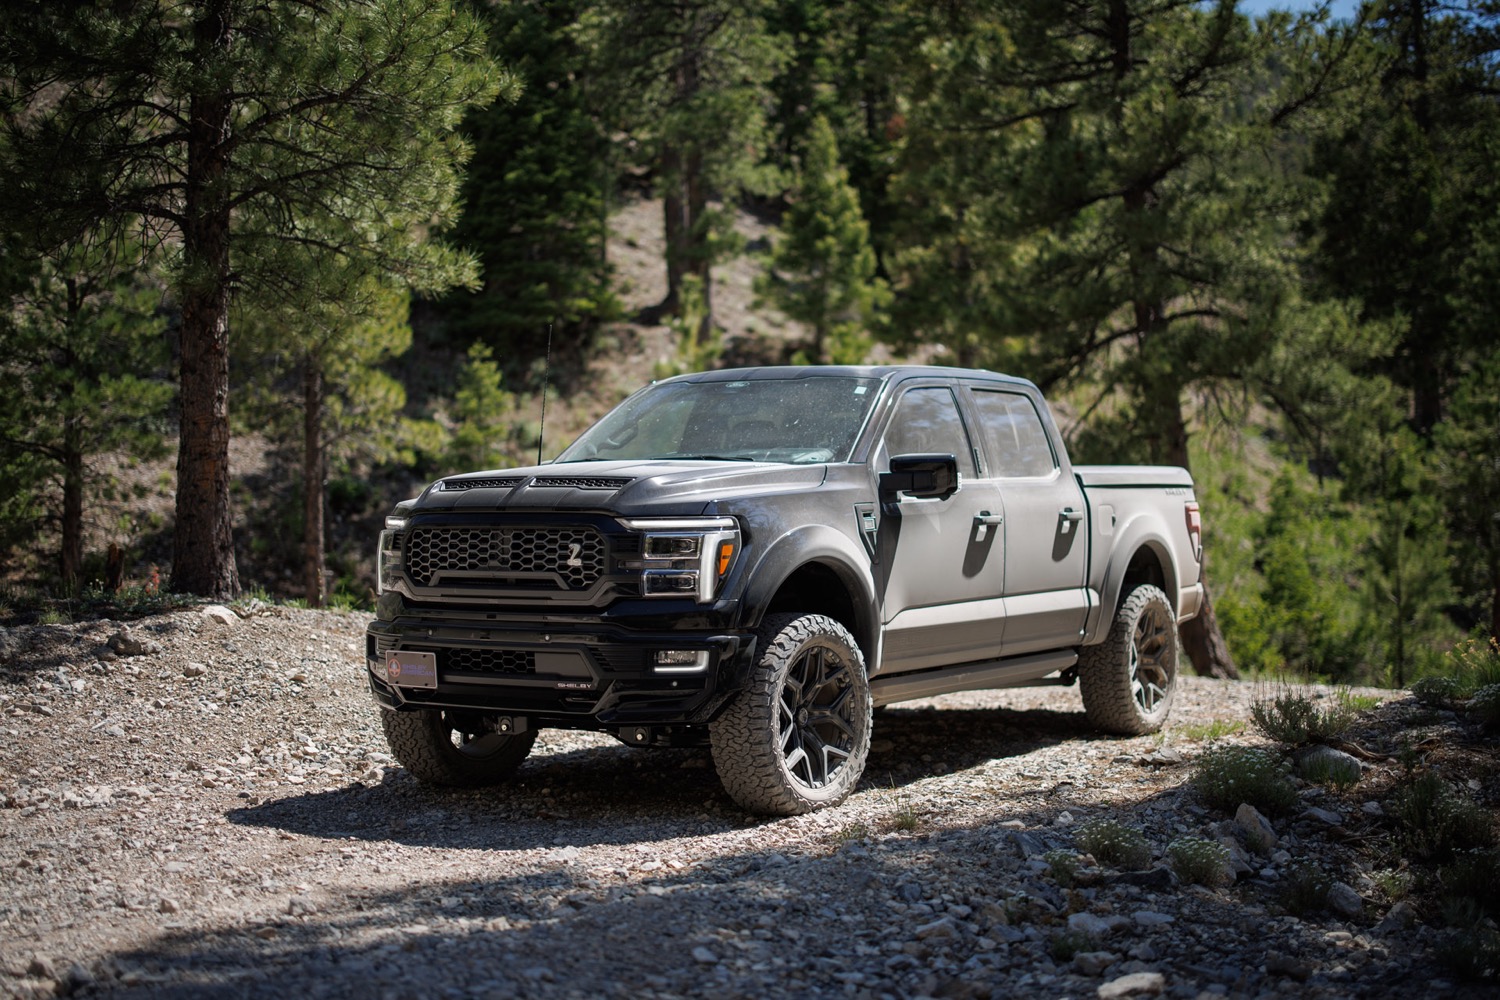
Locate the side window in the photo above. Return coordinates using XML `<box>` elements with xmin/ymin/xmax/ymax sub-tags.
<box><xmin>880</xmin><ymin>387</ymin><xmax>976</xmax><ymax>478</ymax></box>
<box><xmin>972</xmin><ymin>390</ymin><xmax>1057</xmax><ymax>478</ymax></box>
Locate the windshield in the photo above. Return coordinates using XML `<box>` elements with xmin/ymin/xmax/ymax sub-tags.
<box><xmin>557</xmin><ymin>376</ymin><xmax>882</xmax><ymax>465</ymax></box>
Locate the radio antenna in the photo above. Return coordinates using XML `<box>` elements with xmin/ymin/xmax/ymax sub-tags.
<box><xmin>537</xmin><ymin>322</ymin><xmax>554</xmax><ymax>466</ymax></box>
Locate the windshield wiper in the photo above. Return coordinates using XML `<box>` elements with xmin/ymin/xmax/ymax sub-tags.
<box><xmin>669</xmin><ymin>454</ymin><xmax>758</xmax><ymax>462</ymax></box>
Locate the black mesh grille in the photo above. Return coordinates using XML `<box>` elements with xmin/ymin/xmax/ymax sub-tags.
<box><xmin>405</xmin><ymin>527</ymin><xmax>606</xmax><ymax>590</ymax></box>
<box><xmin>530</xmin><ymin>476</ymin><xmax>632</xmax><ymax>490</ymax></box>
<box><xmin>591</xmin><ymin>646</ymin><xmax>651</xmax><ymax>673</ymax></box>
<box><xmin>439</xmin><ymin>478</ymin><xmax>523</xmax><ymax>491</ymax></box>
<box><xmin>407</xmin><ymin>647</ymin><xmax>536</xmax><ymax>675</ymax></box>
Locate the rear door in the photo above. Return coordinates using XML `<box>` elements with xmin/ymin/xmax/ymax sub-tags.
<box><xmin>967</xmin><ymin>386</ymin><xmax>1091</xmax><ymax>655</ymax></box>
<box><xmin>874</xmin><ymin>383</ymin><xmax>1007</xmax><ymax>674</ymax></box>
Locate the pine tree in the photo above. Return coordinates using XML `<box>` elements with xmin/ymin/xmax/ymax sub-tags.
<box><xmin>0</xmin><ymin>0</ymin><xmax>504</xmax><ymax>598</ymax></box>
<box><xmin>590</xmin><ymin>0</ymin><xmax>787</xmax><ymax>323</ymax></box>
<box><xmin>446</xmin><ymin>0</ymin><xmax>617</xmax><ymax>365</ymax></box>
<box><xmin>882</xmin><ymin>1</ymin><xmax>1370</xmax><ymax>677</ymax></box>
<box><xmin>758</xmin><ymin>116</ymin><xmax>887</xmax><ymax>363</ymax></box>
<box><xmin>0</xmin><ymin>236</ymin><xmax>172</xmax><ymax>591</ymax></box>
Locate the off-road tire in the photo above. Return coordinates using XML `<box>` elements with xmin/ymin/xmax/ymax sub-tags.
<box><xmin>1078</xmin><ymin>583</ymin><xmax>1177</xmax><ymax>735</ymax></box>
<box><xmin>710</xmin><ymin>613</ymin><xmax>872</xmax><ymax>816</ymax></box>
<box><xmin>381</xmin><ymin>708</ymin><xmax>537</xmax><ymax>787</ymax></box>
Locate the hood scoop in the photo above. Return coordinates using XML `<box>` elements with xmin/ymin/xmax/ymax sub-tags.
<box><xmin>529</xmin><ymin>476</ymin><xmax>633</xmax><ymax>490</ymax></box>
<box><xmin>437</xmin><ymin>477</ymin><xmax>524</xmax><ymax>491</ymax></box>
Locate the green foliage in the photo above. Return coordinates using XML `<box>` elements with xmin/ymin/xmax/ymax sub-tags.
<box><xmin>447</xmin><ymin>343</ymin><xmax>525</xmax><ymax>472</ymax></box>
<box><xmin>588</xmin><ymin>0</ymin><xmax>788</xmax><ymax>314</ymax></box>
<box><xmin>654</xmin><ymin>276</ymin><xmax>722</xmax><ymax>379</ymax></box>
<box><xmin>1049</xmin><ymin>929</ymin><xmax>1095</xmax><ymax>961</ymax></box>
<box><xmin>444</xmin><ymin>0</ymin><xmax>618</xmax><ymax>362</ymax></box>
<box><xmin>1391</xmin><ymin>771</ymin><xmax>1497</xmax><ymax>861</ymax></box>
<box><xmin>0</xmin><ymin>235</ymin><xmax>172</xmax><ymax>588</ymax></box>
<box><xmin>1177</xmin><ymin>719</ymin><xmax>1245</xmax><ymax>742</ymax></box>
<box><xmin>1075</xmin><ymin>818</ymin><xmax>1152</xmax><ymax>871</ymax></box>
<box><xmin>1192</xmin><ymin>744</ymin><xmax>1299</xmax><ymax>816</ymax></box>
<box><xmin>1042</xmin><ymin>849</ymin><xmax>1081</xmax><ymax>887</ymax></box>
<box><xmin>1250</xmin><ymin>688</ymin><xmax>1358</xmax><ymax>746</ymax></box>
<box><xmin>1469</xmin><ymin>685</ymin><xmax>1500</xmax><ymax>729</ymax></box>
<box><xmin>1167</xmin><ymin>837</ymin><xmax>1232</xmax><ymax>888</ymax></box>
<box><xmin>758</xmin><ymin>116</ymin><xmax>887</xmax><ymax>363</ymax></box>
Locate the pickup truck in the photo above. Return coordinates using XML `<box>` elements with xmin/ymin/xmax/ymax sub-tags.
<box><xmin>367</xmin><ymin>365</ymin><xmax>1204</xmax><ymax>815</ymax></box>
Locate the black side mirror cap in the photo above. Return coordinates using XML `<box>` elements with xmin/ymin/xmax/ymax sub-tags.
<box><xmin>880</xmin><ymin>453</ymin><xmax>959</xmax><ymax>503</ymax></box>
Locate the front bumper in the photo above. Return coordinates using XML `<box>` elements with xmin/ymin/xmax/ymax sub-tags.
<box><xmin>364</xmin><ymin>617</ymin><xmax>754</xmax><ymax>730</ymax></box>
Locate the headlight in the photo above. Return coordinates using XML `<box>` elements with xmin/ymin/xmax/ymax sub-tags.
<box><xmin>377</xmin><ymin>528</ymin><xmax>404</xmax><ymax>595</ymax></box>
<box><xmin>624</xmin><ymin>517</ymin><xmax>739</xmax><ymax>603</ymax></box>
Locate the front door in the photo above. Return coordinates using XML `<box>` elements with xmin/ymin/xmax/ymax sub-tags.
<box><xmin>875</xmin><ymin>385</ymin><xmax>1007</xmax><ymax>674</ymax></box>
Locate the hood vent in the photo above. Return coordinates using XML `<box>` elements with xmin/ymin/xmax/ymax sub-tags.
<box><xmin>530</xmin><ymin>476</ymin><xmax>632</xmax><ymax>490</ymax></box>
<box><xmin>438</xmin><ymin>477</ymin><xmax>523</xmax><ymax>491</ymax></box>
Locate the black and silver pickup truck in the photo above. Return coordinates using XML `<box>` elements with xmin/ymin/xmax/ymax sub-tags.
<box><xmin>367</xmin><ymin>365</ymin><xmax>1204</xmax><ymax>814</ymax></box>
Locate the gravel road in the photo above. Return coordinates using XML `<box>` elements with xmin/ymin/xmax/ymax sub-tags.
<box><xmin>0</xmin><ymin>605</ymin><xmax>1475</xmax><ymax>999</ymax></box>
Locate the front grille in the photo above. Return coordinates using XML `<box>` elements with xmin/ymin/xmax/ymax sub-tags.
<box><xmin>407</xmin><ymin>646</ymin><xmax>535</xmax><ymax>675</ymax></box>
<box><xmin>530</xmin><ymin>476</ymin><xmax>632</xmax><ymax>490</ymax></box>
<box><xmin>438</xmin><ymin>477</ymin><xmax>523</xmax><ymax>491</ymax></box>
<box><xmin>405</xmin><ymin>526</ymin><xmax>606</xmax><ymax>590</ymax></box>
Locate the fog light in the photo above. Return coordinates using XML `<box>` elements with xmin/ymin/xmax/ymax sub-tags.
<box><xmin>644</xmin><ymin>570</ymin><xmax>697</xmax><ymax>595</ymax></box>
<box><xmin>653</xmin><ymin>650</ymin><xmax>709</xmax><ymax>673</ymax></box>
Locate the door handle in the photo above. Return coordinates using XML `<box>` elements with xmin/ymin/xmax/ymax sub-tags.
<box><xmin>1058</xmin><ymin>508</ymin><xmax>1084</xmax><ymax>522</ymax></box>
<box><xmin>974</xmin><ymin>511</ymin><xmax>1004</xmax><ymax>526</ymax></box>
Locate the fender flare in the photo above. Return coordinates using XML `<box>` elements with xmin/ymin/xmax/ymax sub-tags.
<box><xmin>738</xmin><ymin>522</ymin><xmax>882</xmax><ymax>670</ymax></box>
<box><xmin>1086</xmin><ymin>512</ymin><xmax>1182</xmax><ymax>645</ymax></box>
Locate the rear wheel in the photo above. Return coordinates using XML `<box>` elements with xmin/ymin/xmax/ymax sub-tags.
<box><xmin>710</xmin><ymin>613</ymin><xmax>871</xmax><ymax>815</ymax></box>
<box><xmin>381</xmin><ymin>708</ymin><xmax>536</xmax><ymax>787</ymax></box>
<box><xmin>1078</xmin><ymin>584</ymin><xmax>1177</xmax><ymax>735</ymax></box>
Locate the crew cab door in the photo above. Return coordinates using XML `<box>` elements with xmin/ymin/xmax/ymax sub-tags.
<box><xmin>967</xmin><ymin>386</ymin><xmax>1090</xmax><ymax>655</ymax></box>
<box><xmin>874</xmin><ymin>384</ymin><xmax>1007</xmax><ymax>674</ymax></box>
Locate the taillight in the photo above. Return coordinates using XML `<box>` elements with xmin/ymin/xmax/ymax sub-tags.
<box><xmin>1185</xmin><ymin>502</ymin><xmax>1202</xmax><ymax>560</ymax></box>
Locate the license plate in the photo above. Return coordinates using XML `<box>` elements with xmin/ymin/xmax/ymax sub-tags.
<box><xmin>385</xmin><ymin>650</ymin><xmax>437</xmax><ymax>689</ymax></box>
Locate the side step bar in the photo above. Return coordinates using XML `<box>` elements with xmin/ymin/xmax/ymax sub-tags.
<box><xmin>870</xmin><ymin>649</ymin><xmax>1078</xmax><ymax>708</ymax></box>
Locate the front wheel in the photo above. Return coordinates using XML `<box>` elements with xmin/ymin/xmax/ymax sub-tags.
<box><xmin>1078</xmin><ymin>584</ymin><xmax>1178</xmax><ymax>735</ymax></box>
<box><xmin>710</xmin><ymin>613</ymin><xmax>872</xmax><ymax>815</ymax></box>
<box><xmin>381</xmin><ymin>708</ymin><xmax>537</xmax><ymax>787</ymax></box>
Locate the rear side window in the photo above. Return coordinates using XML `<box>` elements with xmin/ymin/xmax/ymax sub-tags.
<box><xmin>972</xmin><ymin>390</ymin><xmax>1057</xmax><ymax>478</ymax></box>
<box><xmin>880</xmin><ymin>387</ymin><xmax>976</xmax><ymax>478</ymax></box>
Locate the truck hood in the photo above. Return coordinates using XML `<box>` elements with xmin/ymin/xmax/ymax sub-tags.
<box><xmin>407</xmin><ymin>460</ymin><xmax>828</xmax><ymax>515</ymax></box>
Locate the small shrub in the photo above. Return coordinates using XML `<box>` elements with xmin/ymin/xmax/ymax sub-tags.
<box><xmin>889</xmin><ymin>793</ymin><xmax>921</xmax><ymax>832</ymax></box>
<box><xmin>1448</xmin><ymin>637</ymin><xmax>1500</xmax><ymax>697</ymax></box>
<box><xmin>1168</xmin><ymin>837</ymin><xmax>1232</xmax><ymax>887</ymax></box>
<box><xmin>1391</xmin><ymin>772</ymin><xmax>1497</xmax><ymax>860</ymax></box>
<box><xmin>1299</xmin><ymin>751</ymin><xmax>1361</xmax><ymax>791</ymax></box>
<box><xmin>1043</xmin><ymin>849</ymin><xmax>1081</xmax><ymax>887</ymax></box>
<box><xmin>1411</xmin><ymin>675</ymin><xmax>1459</xmax><ymax>707</ymax></box>
<box><xmin>1279</xmin><ymin>861</ymin><xmax>1332</xmax><ymax>916</ymax></box>
<box><xmin>1371</xmin><ymin>868</ymin><xmax>1413</xmax><ymax>902</ymax></box>
<box><xmin>1192</xmin><ymin>744</ymin><xmax>1299</xmax><ymax>816</ymax></box>
<box><xmin>1076</xmin><ymin>818</ymin><xmax>1152</xmax><ymax>870</ymax></box>
<box><xmin>833</xmin><ymin>821</ymin><xmax>870</xmax><ymax>844</ymax></box>
<box><xmin>1467</xmin><ymin>685</ymin><xmax>1500</xmax><ymax>729</ymax></box>
<box><xmin>1440</xmin><ymin>849</ymin><xmax>1500</xmax><ymax>921</ymax></box>
<box><xmin>1250</xmin><ymin>688</ymin><xmax>1357</xmax><ymax>745</ymax></box>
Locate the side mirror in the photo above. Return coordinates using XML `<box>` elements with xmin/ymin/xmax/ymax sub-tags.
<box><xmin>880</xmin><ymin>453</ymin><xmax>959</xmax><ymax>504</ymax></box>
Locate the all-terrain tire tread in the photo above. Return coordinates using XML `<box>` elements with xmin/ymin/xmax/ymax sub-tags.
<box><xmin>1077</xmin><ymin>584</ymin><xmax>1176</xmax><ymax>736</ymax></box>
<box><xmin>710</xmin><ymin>613</ymin><xmax>871</xmax><ymax>816</ymax></box>
<box><xmin>381</xmin><ymin>708</ymin><xmax>536</xmax><ymax>787</ymax></box>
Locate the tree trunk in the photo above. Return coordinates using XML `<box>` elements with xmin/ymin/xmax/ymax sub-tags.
<box><xmin>171</xmin><ymin>0</ymin><xmax>239</xmax><ymax>599</ymax></box>
<box><xmin>61</xmin><ymin>431</ymin><xmax>84</xmax><ymax>594</ymax></box>
<box><xmin>303</xmin><ymin>354</ymin><xmax>326</xmax><ymax>609</ymax></box>
<box><xmin>661</xmin><ymin>142</ymin><xmax>686</xmax><ymax>314</ymax></box>
<box><xmin>1150</xmin><ymin>374</ymin><xmax>1240</xmax><ymax>680</ymax></box>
